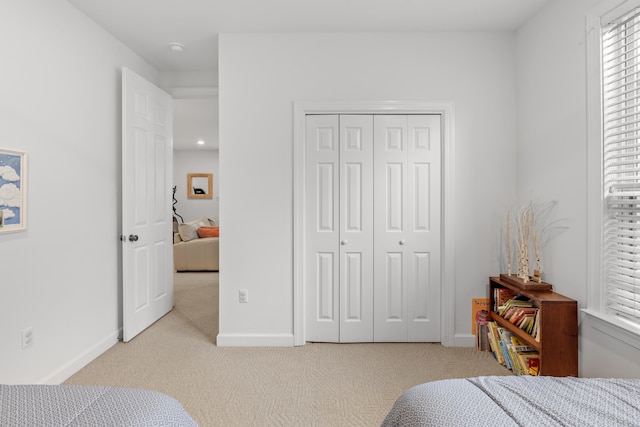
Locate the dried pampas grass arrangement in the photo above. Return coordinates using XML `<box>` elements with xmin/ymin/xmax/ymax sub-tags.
<box><xmin>504</xmin><ymin>201</ymin><xmax>567</xmax><ymax>283</ymax></box>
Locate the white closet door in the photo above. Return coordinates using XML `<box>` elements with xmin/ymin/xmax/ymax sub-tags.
<box><xmin>373</xmin><ymin>115</ymin><xmax>409</xmax><ymax>341</ymax></box>
<box><xmin>306</xmin><ymin>114</ymin><xmax>441</xmax><ymax>344</ymax></box>
<box><xmin>305</xmin><ymin>115</ymin><xmax>340</xmax><ymax>342</ymax></box>
<box><xmin>406</xmin><ymin>115</ymin><xmax>441</xmax><ymax>342</ymax></box>
<box><xmin>373</xmin><ymin>115</ymin><xmax>441</xmax><ymax>342</ymax></box>
<box><xmin>339</xmin><ymin>115</ymin><xmax>374</xmax><ymax>342</ymax></box>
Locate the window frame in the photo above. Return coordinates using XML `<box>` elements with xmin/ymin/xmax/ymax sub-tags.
<box><xmin>586</xmin><ymin>0</ymin><xmax>640</xmax><ymax>350</ymax></box>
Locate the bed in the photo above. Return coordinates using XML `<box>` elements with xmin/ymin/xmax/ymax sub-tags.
<box><xmin>382</xmin><ymin>376</ymin><xmax>640</xmax><ymax>427</ymax></box>
<box><xmin>0</xmin><ymin>384</ymin><xmax>197</xmax><ymax>426</ymax></box>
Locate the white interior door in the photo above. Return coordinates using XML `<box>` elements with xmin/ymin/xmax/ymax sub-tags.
<box><xmin>122</xmin><ymin>67</ymin><xmax>174</xmax><ymax>342</ymax></box>
<box><xmin>339</xmin><ymin>115</ymin><xmax>374</xmax><ymax>342</ymax></box>
<box><xmin>373</xmin><ymin>115</ymin><xmax>441</xmax><ymax>342</ymax></box>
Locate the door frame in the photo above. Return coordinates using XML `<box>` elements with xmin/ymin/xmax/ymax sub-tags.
<box><xmin>120</xmin><ymin>83</ymin><xmax>218</xmax><ymax>340</ymax></box>
<box><xmin>293</xmin><ymin>100</ymin><xmax>456</xmax><ymax>346</ymax></box>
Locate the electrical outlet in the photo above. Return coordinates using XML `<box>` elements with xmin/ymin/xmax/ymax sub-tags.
<box><xmin>22</xmin><ymin>327</ymin><xmax>34</xmax><ymax>349</ymax></box>
<box><xmin>239</xmin><ymin>289</ymin><xmax>249</xmax><ymax>303</ymax></box>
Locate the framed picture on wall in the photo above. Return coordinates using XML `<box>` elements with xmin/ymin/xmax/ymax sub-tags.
<box><xmin>187</xmin><ymin>173</ymin><xmax>213</xmax><ymax>199</ymax></box>
<box><xmin>0</xmin><ymin>148</ymin><xmax>27</xmax><ymax>233</ymax></box>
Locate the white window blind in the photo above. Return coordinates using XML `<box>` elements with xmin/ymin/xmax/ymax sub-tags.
<box><xmin>603</xmin><ymin>7</ymin><xmax>640</xmax><ymax>326</ymax></box>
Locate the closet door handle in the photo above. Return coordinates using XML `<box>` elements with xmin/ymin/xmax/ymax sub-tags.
<box><xmin>341</xmin><ymin>240</ymin><xmax>348</xmax><ymax>245</ymax></box>
<box><xmin>399</xmin><ymin>239</ymin><xmax>406</xmax><ymax>245</ymax></box>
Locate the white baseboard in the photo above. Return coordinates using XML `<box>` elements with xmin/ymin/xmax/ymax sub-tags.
<box><xmin>216</xmin><ymin>333</ymin><xmax>294</xmax><ymax>347</ymax></box>
<box><xmin>41</xmin><ymin>330</ymin><xmax>120</xmax><ymax>385</ymax></box>
<box><xmin>452</xmin><ymin>333</ymin><xmax>476</xmax><ymax>347</ymax></box>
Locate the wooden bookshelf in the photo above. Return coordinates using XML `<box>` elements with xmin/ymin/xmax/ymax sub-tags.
<box><xmin>489</xmin><ymin>276</ymin><xmax>578</xmax><ymax>376</ymax></box>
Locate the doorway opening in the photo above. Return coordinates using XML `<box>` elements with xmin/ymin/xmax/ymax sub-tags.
<box><xmin>170</xmin><ymin>87</ymin><xmax>220</xmax><ymax>343</ymax></box>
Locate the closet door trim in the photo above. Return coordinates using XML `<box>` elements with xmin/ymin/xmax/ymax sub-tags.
<box><xmin>293</xmin><ymin>101</ymin><xmax>456</xmax><ymax>347</ymax></box>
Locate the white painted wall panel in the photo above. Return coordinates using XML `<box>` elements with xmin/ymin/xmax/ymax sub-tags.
<box><xmin>218</xmin><ymin>32</ymin><xmax>517</xmax><ymax>345</ymax></box>
<box><xmin>516</xmin><ymin>0</ymin><xmax>640</xmax><ymax>377</ymax></box>
<box><xmin>0</xmin><ymin>0</ymin><xmax>157</xmax><ymax>383</ymax></box>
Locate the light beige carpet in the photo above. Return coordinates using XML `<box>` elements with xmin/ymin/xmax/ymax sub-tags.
<box><xmin>64</xmin><ymin>272</ymin><xmax>511</xmax><ymax>426</ymax></box>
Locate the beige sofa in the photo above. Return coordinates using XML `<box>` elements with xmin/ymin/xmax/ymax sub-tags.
<box><xmin>173</xmin><ymin>217</ymin><xmax>219</xmax><ymax>272</ymax></box>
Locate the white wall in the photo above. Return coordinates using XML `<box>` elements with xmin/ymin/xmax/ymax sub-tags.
<box><xmin>218</xmin><ymin>33</ymin><xmax>518</xmax><ymax>345</ymax></box>
<box><xmin>173</xmin><ymin>149</ymin><xmax>220</xmax><ymax>222</ymax></box>
<box><xmin>159</xmin><ymin>71</ymin><xmax>218</xmax><ymax>89</ymax></box>
<box><xmin>516</xmin><ymin>0</ymin><xmax>640</xmax><ymax>377</ymax></box>
<box><xmin>0</xmin><ymin>0</ymin><xmax>157</xmax><ymax>383</ymax></box>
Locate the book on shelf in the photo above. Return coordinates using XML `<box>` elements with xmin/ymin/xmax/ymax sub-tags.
<box><xmin>498</xmin><ymin>295</ymin><xmax>534</xmax><ymax>317</ymax></box>
<box><xmin>507</xmin><ymin>307</ymin><xmax>537</xmax><ymax>324</ymax></box>
<box><xmin>486</xmin><ymin>321</ymin><xmax>505</xmax><ymax>365</ymax></box>
<box><xmin>496</xmin><ymin>326</ymin><xmax>515</xmax><ymax>370</ymax></box>
<box><xmin>527</xmin><ymin>356</ymin><xmax>540</xmax><ymax>375</ymax></box>
<box><xmin>494</xmin><ymin>294</ymin><xmax>540</xmax><ymax>337</ymax></box>
<box><xmin>493</xmin><ymin>287</ymin><xmax>518</xmax><ymax>312</ymax></box>
<box><xmin>476</xmin><ymin>322</ymin><xmax>491</xmax><ymax>351</ymax></box>
<box><xmin>472</xmin><ymin>298</ymin><xmax>491</xmax><ymax>351</ymax></box>
<box><xmin>471</xmin><ymin>298</ymin><xmax>490</xmax><ymax>335</ymax></box>
<box><xmin>517</xmin><ymin>351</ymin><xmax>541</xmax><ymax>376</ymax></box>
<box><xmin>531</xmin><ymin>310</ymin><xmax>541</xmax><ymax>342</ymax></box>
<box><xmin>515</xmin><ymin>312</ymin><xmax>536</xmax><ymax>334</ymax></box>
<box><xmin>492</xmin><ymin>324</ymin><xmax>540</xmax><ymax>376</ymax></box>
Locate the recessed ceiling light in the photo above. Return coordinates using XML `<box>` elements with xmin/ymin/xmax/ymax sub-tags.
<box><xmin>169</xmin><ymin>42</ymin><xmax>185</xmax><ymax>53</ymax></box>
<box><xmin>197</xmin><ymin>140</ymin><xmax>205</xmax><ymax>145</ymax></box>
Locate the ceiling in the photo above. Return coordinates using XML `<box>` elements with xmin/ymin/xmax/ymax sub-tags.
<box><xmin>67</xmin><ymin>0</ymin><xmax>552</xmax><ymax>150</ymax></box>
<box><xmin>173</xmin><ymin>98</ymin><xmax>218</xmax><ymax>151</ymax></box>
<box><xmin>67</xmin><ymin>0</ymin><xmax>552</xmax><ymax>74</ymax></box>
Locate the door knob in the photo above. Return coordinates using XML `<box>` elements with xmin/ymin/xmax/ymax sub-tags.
<box><xmin>399</xmin><ymin>239</ymin><xmax>406</xmax><ymax>245</ymax></box>
<box><xmin>129</xmin><ymin>234</ymin><xmax>139</xmax><ymax>242</ymax></box>
<box><xmin>341</xmin><ymin>240</ymin><xmax>348</xmax><ymax>245</ymax></box>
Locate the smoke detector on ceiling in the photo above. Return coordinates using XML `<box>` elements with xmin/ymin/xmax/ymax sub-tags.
<box><xmin>169</xmin><ymin>42</ymin><xmax>185</xmax><ymax>53</ymax></box>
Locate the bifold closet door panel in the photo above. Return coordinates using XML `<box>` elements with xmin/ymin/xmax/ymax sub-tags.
<box><xmin>338</xmin><ymin>115</ymin><xmax>374</xmax><ymax>343</ymax></box>
<box><xmin>305</xmin><ymin>114</ymin><xmax>340</xmax><ymax>342</ymax></box>
<box><xmin>373</xmin><ymin>115</ymin><xmax>410</xmax><ymax>342</ymax></box>
<box><xmin>406</xmin><ymin>115</ymin><xmax>441</xmax><ymax>342</ymax></box>
<box><xmin>373</xmin><ymin>115</ymin><xmax>442</xmax><ymax>342</ymax></box>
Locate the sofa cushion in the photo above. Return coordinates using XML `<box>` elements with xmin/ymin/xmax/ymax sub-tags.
<box><xmin>178</xmin><ymin>223</ymin><xmax>199</xmax><ymax>242</ymax></box>
<box><xmin>197</xmin><ymin>226</ymin><xmax>219</xmax><ymax>238</ymax></box>
<box><xmin>178</xmin><ymin>217</ymin><xmax>212</xmax><ymax>242</ymax></box>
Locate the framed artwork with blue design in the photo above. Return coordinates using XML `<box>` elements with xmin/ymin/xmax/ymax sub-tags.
<box><xmin>0</xmin><ymin>148</ymin><xmax>27</xmax><ymax>233</ymax></box>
